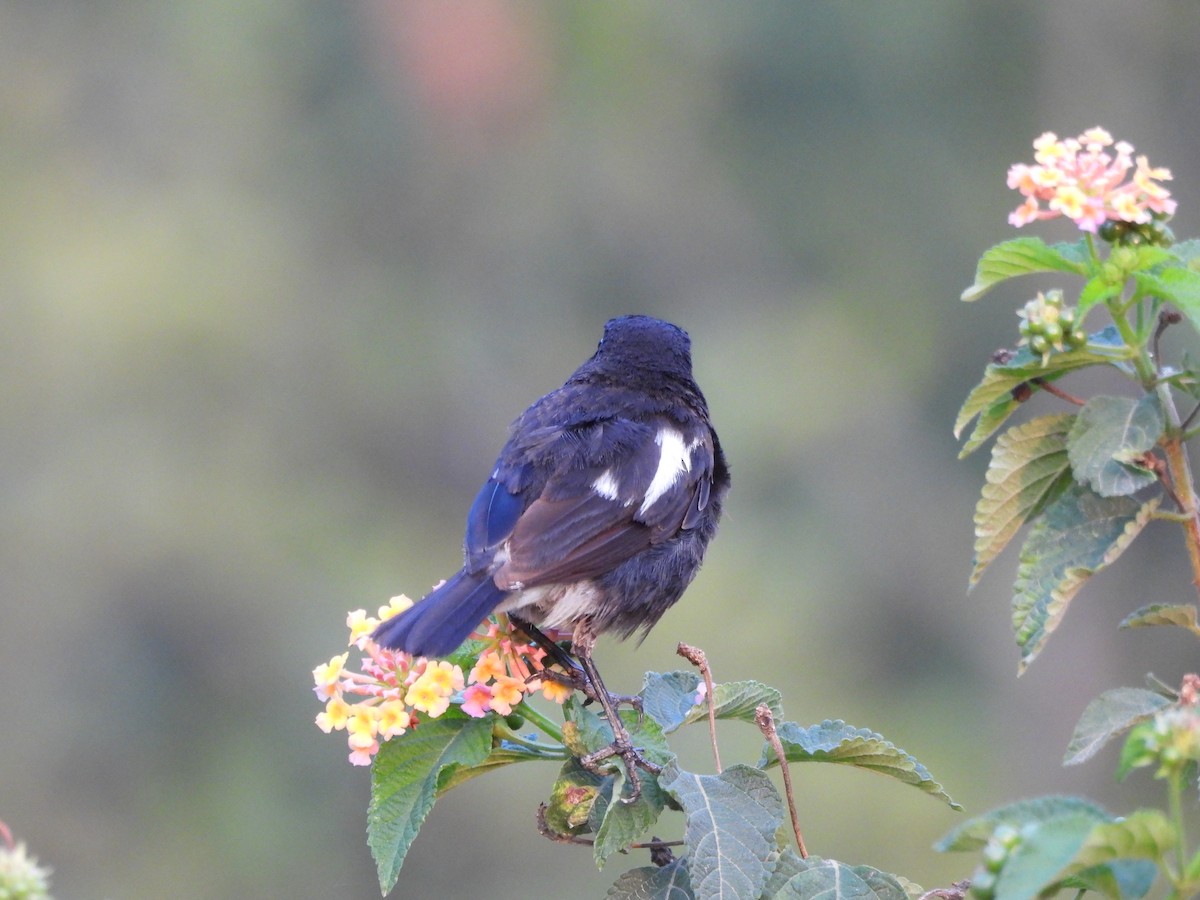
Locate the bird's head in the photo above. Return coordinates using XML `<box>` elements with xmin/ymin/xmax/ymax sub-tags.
<box><xmin>591</xmin><ymin>315</ymin><xmax>694</xmax><ymax>380</ymax></box>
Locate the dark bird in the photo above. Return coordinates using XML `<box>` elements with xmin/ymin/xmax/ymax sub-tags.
<box><xmin>373</xmin><ymin>314</ymin><xmax>729</xmax><ymax>795</ymax></box>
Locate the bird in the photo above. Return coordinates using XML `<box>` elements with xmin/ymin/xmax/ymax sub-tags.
<box><xmin>373</xmin><ymin>314</ymin><xmax>729</xmax><ymax>796</ymax></box>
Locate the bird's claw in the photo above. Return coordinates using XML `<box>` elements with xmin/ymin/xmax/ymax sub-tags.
<box><xmin>580</xmin><ymin>732</ymin><xmax>662</xmax><ymax>805</ymax></box>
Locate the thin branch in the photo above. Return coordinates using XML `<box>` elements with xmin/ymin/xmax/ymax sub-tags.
<box><xmin>1154</xmin><ymin>309</ymin><xmax>1183</xmax><ymax>371</ymax></box>
<box><xmin>1181</xmin><ymin>399</ymin><xmax>1200</xmax><ymax>434</ymax></box>
<box><xmin>535</xmin><ymin>804</ymin><xmax>684</xmax><ymax>857</ymax></box>
<box><xmin>1142</xmin><ymin>451</ymin><xmax>1186</xmax><ymax>512</ymax></box>
<box><xmin>536</xmin><ymin>804</ymin><xmax>594</xmax><ymax>846</ymax></box>
<box><xmin>756</xmin><ymin>704</ymin><xmax>807</xmax><ymax>859</ymax></box>
<box><xmin>918</xmin><ymin>882</ymin><xmax>971</xmax><ymax>900</ymax></box>
<box><xmin>1030</xmin><ymin>377</ymin><xmax>1085</xmax><ymax>407</ymax></box>
<box><xmin>677</xmin><ymin>642</ymin><xmax>721</xmax><ymax>773</ymax></box>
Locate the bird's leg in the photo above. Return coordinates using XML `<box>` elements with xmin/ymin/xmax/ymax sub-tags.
<box><xmin>509</xmin><ymin>616</ymin><xmax>588</xmax><ymax>688</ymax></box>
<box><xmin>571</xmin><ymin>619</ymin><xmax>661</xmax><ymax>805</ymax></box>
<box><xmin>512</xmin><ymin>616</ymin><xmax>645</xmax><ymax>722</ymax></box>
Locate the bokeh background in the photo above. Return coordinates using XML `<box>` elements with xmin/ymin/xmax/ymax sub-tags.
<box><xmin>4</xmin><ymin>2</ymin><xmax>1200</xmax><ymax>897</ymax></box>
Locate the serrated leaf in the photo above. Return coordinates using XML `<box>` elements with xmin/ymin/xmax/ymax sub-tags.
<box><xmin>936</xmin><ymin>796</ymin><xmax>1110</xmax><ymax>852</ymax></box>
<box><xmin>1138</xmin><ymin>266</ymin><xmax>1200</xmax><ymax>336</ymax></box>
<box><xmin>641</xmin><ymin>672</ymin><xmax>785</xmax><ymax>735</ymax></box>
<box><xmin>591</xmin><ymin>765</ymin><xmax>668</xmax><ymax>867</ymax></box>
<box><xmin>368</xmin><ymin>712</ymin><xmax>493</xmax><ymax>893</ymax></box>
<box><xmin>660</xmin><ymin>762</ymin><xmax>783</xmax><ymax>900</ymax></box>
<box><xmin>608</xmin><ymin>858</ymin><xmax>694</xmax><ymax>900</ymax></box>
<box><xmin>759</xmin><ymin>720</ymin><xmax>959</xmax><ymax>809</ymax></box>
<box><xmin>971</xmin><ymin>413</ymin><xmax>1074</xmax><ymax>585</ymax></box>
<box><xmin>1012</xmin><ymin>485</ymin><xmax>1159</xmax><ymax>671</ymax></box>
<box><xmin>962</xmin><ymin>237</ymin><xmax>1091</xmax><ymax>302</ymax></box>
<box><xmin>1121</xmin><ymin>603</ymin><xmax>1200</xmax><ymax>636</ymax></box>
<box><xmin>959</xmin><ymin>395</ymin><xmax>1024</xmax><ymax>457</ymax></box>
<box><xmin>1067</xmin><ymin>395</ymin><xmax>1163</xmax><ymax>497</ymax></box>
<box><xmin>688</xmin><ymin>680</ymin><xmax>784</xmax><ymax>730</ymax></box>
<box><xmin>955</xmin><ymin>327</ymin><xmax>1128</xmax><ymax>451</ymax></box>
<box><xmin>1064</xmin><ymin>688</ymin><xmax>1174</xmax><ymax>766</ymax></box>
<box><xmin>759</xmin><ymin>847</ymin><xmax>808</xmax><ymax>897</ymax></box>
<box><xmin>772</xmin><ymin>857</ymin><xmax>911</xmax><ymax>900</ymax></box>
<box><xmin>642</xmin><ymin>672</ymin><xmax>705</xmax><ymax>732</ymax></box>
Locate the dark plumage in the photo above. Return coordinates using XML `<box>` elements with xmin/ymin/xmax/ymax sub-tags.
<box><xmin>373</xmin><ymin>315</ymin><xmax>729</xmax><ymax>660</ymax></box>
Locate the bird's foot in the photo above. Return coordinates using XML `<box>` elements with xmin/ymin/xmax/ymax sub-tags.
<box><xmin>579</xmin><ymin>713</ymin><xmax>662</xmax><ymax>805</ymax></box>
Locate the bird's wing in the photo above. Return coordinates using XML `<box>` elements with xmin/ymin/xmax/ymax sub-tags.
<box><xmin>481</xmin><ymin>418</ymin><xmax>715</xmax><ymax>589</ymax></box>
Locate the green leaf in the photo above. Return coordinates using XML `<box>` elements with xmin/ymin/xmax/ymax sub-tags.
<box><xmin>641</xmin><ymin>672</ymin><xmax>784</xmax><ymax>735</ymax></box>
<box><xmin>1135</xmin><ymin>245</ymin><xmax>1176</xmax><ymax>272</ymax></box>
<box><xmin>1067</xmin><ymin>395</ymin><xmax>1163</xmax><ymax>497</ymax></box>
<box><xmin>641</xmin><ymin>671</ymin><xmax>705</xmax><ymax>732</ymax></box>
<box><xmin>994</xmin><ymin>812</ymin><xmax>1103</xmax><ymax>900</ymax></box>
<box><xmin>1138</xmin><ymin>266</ymin><xmax>1200</xmax><ymax>335</ymax></box>
<box><xmin>1169</xmin><ymin>239</ymin><xmax>1200</xmax><ymax>264</ymax></box>
<box><xmin>959</xmin><ymin>395</ymin><xmax>1025</xmax><ymax>458</ymax></box>
<box><xmin>936</xmin><ymin>796</ymin><xmax>1110</xmax><ymax>852</ymax></box>
<box><xmin>561</xmin><ymin>698</ymin><xmax>673</xmax><ymax>864</ymax></box>
<box><xmin>943</xmin><ymin>805</ymin><xmax>1169</xmax><ymax>900</ymax></box>
<box><xmin>1070</xmin><ymin>811</ymin><xmax>1175</xmax><ymax>878</ymax></box>
<box><xmin>608</xmin><ymin>859</ymin><xmax>694</xmax><ymax>900</ymax></box>
<box><xmin>1044</xmin><ymin>812</ymin><xmax>1173</xmax><ymax>900</ymax></box>
<box><xmin>368</xmin><ymin>712</ymin><xmax>493</xmax><ymax>894</ymax></box>
<box><xmin>437</xmin><ymin>730</ymin><xmax>561</xmax><ymax>793</ymax></box>
<box><xmin>1063</xmin><ymin>860</ymin><xmax>1158</xmax><ymax>900</ymax></box>
<box><xmin>591</xmin><ymin>765</ymin><xmax>669</xmax><ymax>867</ymax></box>
<box><xmin>1063</xmin><ymin>688</ymin><xmax>1174</xmax><ymax>766</ymax></box>
<box><xmin>1120</xmin><ymin>602</ymin><xmax>1200</xmax><ymax>636</ymax></box>
<box><xmin>563</xmin><ymin>707</ymin><xmax>672</xmax><ymax>866</ymax></box>
<box><xmin>759</xmin><ymin>719</ymin><xmax>960</xmax><ymax>809</ymax></box>
<box><xmin>660</xmin><ymin>762</ymin><xmax>784</xmax><ymax>900</ymax></box>
<box><xmin>772</xmin><ymin>857</ymin><xmax>911</xmax><ymax>900</ymax></box>
<box><xmin>962</xmin><ymin>237</ymin><xmax>1091</xmax><ymax>302</ymax></box>
<box><xmin>971</xmin><ymin>413</ymin><xmax>1074</xmax><ymax>585</ymax></box>
<box><xmin>1077</xmin><ymin>274</ymin><xmax>1123</xmax><ymax>318</ymax></box>
<box><xmin>1011</xmin><ymin>484</ymin><xmax>1159</xmax><ymax>671</ymax></box>
<box><xmin>954</xmin><ymin>327</ymin><xmax>1128</xmax><ymax>453</ymax></box>
<box><xmin>543</xmin><ymin>758</ymin><xmax>604</xmax><ymax>838</ymax></box>
<box><xmin>759</xmin><ymin>847</ymin><xmax>808</xmax><ymax>897</ymax></box>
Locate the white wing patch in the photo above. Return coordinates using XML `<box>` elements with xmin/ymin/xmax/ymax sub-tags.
<box><xmin>639</xmin><ymin>428</ymin><xmax>695</xmax><ymax>515</ymax></box>
<box><xmin>592</xmin><ymin>469</ymin><xmax>621</xmax><ymax>501</ymax></box>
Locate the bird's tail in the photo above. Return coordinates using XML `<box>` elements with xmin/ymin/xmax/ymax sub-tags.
<box><xmin>371</xmin><ymin>570</ymin><xmax>507</xmax><ymax>658</ymax></box>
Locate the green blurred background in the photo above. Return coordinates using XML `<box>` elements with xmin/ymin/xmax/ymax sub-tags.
<box><xmin>4</xmin><ymin>2</ymin><xmax>1200</xmax><ymax>897</ymax></box>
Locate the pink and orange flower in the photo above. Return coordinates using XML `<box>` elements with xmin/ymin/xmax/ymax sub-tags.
<box><xmin>312</xmin><ymin>595</ymin><xmax>571</xmax><ymax>765</ymax></box>
<box><xmin>1006</xmin><ymin>128</ymin><xmax>1175</xmax><ymax>233</ymax></box>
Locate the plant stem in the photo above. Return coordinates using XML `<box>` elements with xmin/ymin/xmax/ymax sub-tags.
<box><xmin>1158</xmin><ymin>387</ymin><xmax>1200</xmax><ymax>600</ymax></box>
<box><xmin>1113</xmin><ymin>289</ymin><xmax>1200</xmax><ymax>597</ymax></box>
<box><xmin>1169</xmin><ymin>766</ymin><xmax>1188</xmax><ymax>889</ymax></box>
<box><xmin>517</xmin><ymin>701</ymin><xmax>566</xmax><ymax>744</ymax></box>
<box><xmin>494</xmin><ymin>724</ymin><xmax>568</xmax><ymax>757</ymax></box>
<box><xmin>1111</xmin><ymin>303</ymin><xmax>1159</xmax><ymax>387</ymax></box>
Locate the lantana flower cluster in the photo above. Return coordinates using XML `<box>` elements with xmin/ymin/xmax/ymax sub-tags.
<box><xmin>1007</xmin><ymin>127</ymin><xmax>1176</xmax><ymax>233</ymax></box>
<box><xmin>313</xmin><ymin>595</ymin><xmax>572</xmax><ymax>765</ymax></box>
<box><xmin>0</xmin><ymin>820</ymin><xmax>52</xmax><ymax>900</ymax></box>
